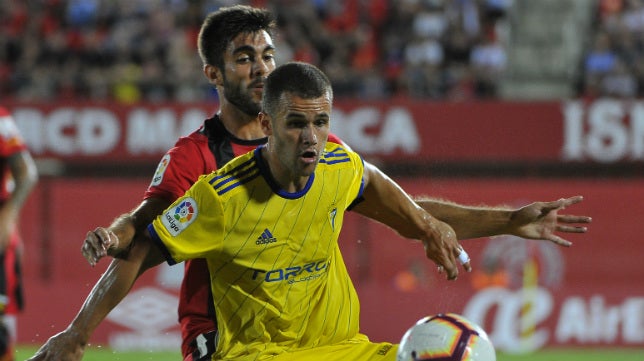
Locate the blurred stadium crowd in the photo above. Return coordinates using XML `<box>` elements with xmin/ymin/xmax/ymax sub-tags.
<box><xmin>1</xmin><ymin>0</ymin><xmax>640</xmax><ymax>103</ymax></box>
<box><xmin>579</xmin><ymin>0</ymin><xmax>644</xmax><ymax>99</ymax></box>
<box><xmin>0</xmin><ymin>0</ymin><xmax>511</xmax><ymax>102</ymax></box>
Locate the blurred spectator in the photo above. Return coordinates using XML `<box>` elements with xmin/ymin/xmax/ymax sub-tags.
<box><xmin>445</xmin><ymin>63</ymin><xmax>476</xmax><ymax>101</ymax></box>
<box><xmin>600</xmin><ymin>58</ymin><xmax>637</xmax><ymax>98</ymax></box>
<box><xmin>598</xmin><ymin>0</ymin><xmax>624</xmax><ymax>21</ymax></box>
<box><xmin>579</xmin><ymin>0</ymin><xmax>644</xmax><ymax>98</ymax></box>
<box><xmin>0</xmin><ymin>0</ymin><xmax>511</xmax><ymax>102</ymax></box>
<box><xmin>620</xmin><ymin>0</ymin><xmax>644</xmax><ymax>33</ymax></box>
<box><xmin>584</xmin><ymin>32</ymin><xmax>618</xmax><ymax>77</ymax></box>
<box><xmin>581</xmin><ymin>32</ymin><xmax>619</xmax><ymax>98</ymax></box>
<box><xmin>469</xmin><ymin>29</ymin><xmax>507</xmax><ymax>98</ymax></box>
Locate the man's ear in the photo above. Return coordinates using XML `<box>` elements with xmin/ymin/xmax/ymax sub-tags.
<box><xmin>203</xmin><ymin>64</ymin><xmax>224</xmax><ymax>86</ymax></box>
<box><xmin>259</xmin><ymin>112</ymin><xmax>272</xmax><ymax>136</ymax></box>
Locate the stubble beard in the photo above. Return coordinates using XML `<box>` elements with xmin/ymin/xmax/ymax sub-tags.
<box><xmin>222</xmin><ymin>79</ymin><xmax>261</xmax><ymax>117</ymax></box>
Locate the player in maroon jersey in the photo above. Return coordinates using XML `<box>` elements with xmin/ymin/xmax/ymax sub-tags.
<box><xmin>28</xmin><ymin>5</ymin><xmax>590</xmax><ymax>361</ymax></box>
<box><xmin>0</xmin><ymin>106</ymin><xmax>38</xmax><ymax>361</ymax></box>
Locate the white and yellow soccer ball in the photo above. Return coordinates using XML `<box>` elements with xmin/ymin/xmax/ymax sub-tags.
<box><xmin>397</xmin><ymin>313</ymin><xmax>496</xmax><ymax>361</ymax></box>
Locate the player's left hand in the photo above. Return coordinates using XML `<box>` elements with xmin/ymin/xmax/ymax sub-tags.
<box><xmin>81</xmin><ymin>227</ymin><xmax>120</xmax><ymax>266</ymax></box>
<box><xmin>508</xmin><ymin>195</ymin><xmax>591</xmax><ymax>246</ymax></box>
<box><xmin>26</xmin><ymin>329</ymin><xmax>86</xmax><ymax>361</ymax></box>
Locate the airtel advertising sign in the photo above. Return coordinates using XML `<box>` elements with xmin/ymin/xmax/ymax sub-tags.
<box><xmin>465</xmin><ymin>288</ymin><xmax>644</xmax><ymax>353</ymax></box>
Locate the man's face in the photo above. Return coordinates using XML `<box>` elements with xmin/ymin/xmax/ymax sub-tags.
<box><xmin>267</xmin><ymin>92</ymin><xmax>331</xmax><ymax>179</ymax></box>
<box><xmin>221</xmin><ymin>30</ymin><xmax>276</xmax><ymax>116</ymax></box>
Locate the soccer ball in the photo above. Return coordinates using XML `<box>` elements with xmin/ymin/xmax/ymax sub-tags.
<box><xmin>397</xmin><ymin>313</ymin><xmax>496</xmax><ymax>361</ymax></box>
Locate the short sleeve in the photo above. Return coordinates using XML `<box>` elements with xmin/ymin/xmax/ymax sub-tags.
<box><xmin>149</xmin><ymin>175</ymin><xmax>225</xmax><ymax>264</ymax></box>
<box><xmin>144</xmin><ymin>136</ymin><xmax>212</xmax><ymax>202</ymax></box>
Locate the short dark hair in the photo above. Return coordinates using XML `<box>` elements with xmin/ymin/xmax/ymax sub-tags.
<box><xmin>262</xmin><ymin>62</ymin><xmax>333</xmax><ymax>117</ymax></box>
<box><xmin>198</xmin><ymin>5</ymin><xmax>275</xmax><ymax>70</ymax></box>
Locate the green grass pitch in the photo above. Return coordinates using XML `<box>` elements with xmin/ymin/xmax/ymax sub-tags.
<box><xmin>15</xmin><ymin>345</ymin><xmax>181</xmax><ymax>361</ymax></box>
<box><xmin>14</xmin><ymin>346</ymin><xmax>643</xmax><ymax>361</ymax></box>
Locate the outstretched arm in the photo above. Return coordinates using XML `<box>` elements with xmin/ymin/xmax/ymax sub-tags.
<box><xmin>351</xmin><ymin>162</ymin><xmax>469</xmax><ymax>280</ymax></box>
<box><xmin>27</xmin><ymin>236</ymin><xmax>165</xmax><ymax>361</ymax></box>
<box><xmin>415</xmin><ymin>196</ymin><xmax>591</xmax><ymax>245</ymax></box>
<box><xmin>29</xmin><ymin>240</ymin><xmax>164</xmax><ymax>361</ymax></box>
<box><xmin>28</xmin><ymin>198</ymin><xmax>170</xmax><ymax>361</ymax></box>
<box><xmin>0</xmin><ymin>150</ymin><xmax>38</xmax><ymax>250</ymax></box>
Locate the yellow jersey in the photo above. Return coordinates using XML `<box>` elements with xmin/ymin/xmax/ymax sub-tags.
<box><xmin>149</xmin><ymin>142</ymin><xmax>368</xmax><ymax>361</ymax></box>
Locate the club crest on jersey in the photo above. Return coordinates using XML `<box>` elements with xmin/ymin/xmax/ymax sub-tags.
<box><xmin>329</xmin><ymin>207</ymin><xmax>337</xmax><ymax>231</ymax></box>
<box><xmin>162</xmin><ymin>198</ymin><xmax>197</xmax><ymax>236</ymax></box>
<box><xmin>151</xmin><ymin>154</ymin><xmax>171</xmax><ymax>186</ymax></box>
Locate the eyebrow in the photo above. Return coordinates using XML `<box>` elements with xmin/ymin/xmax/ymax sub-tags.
<box><xmin>286</xmin><ymin>112</ymin><xmax>330</xmax><ymax>120</ymax></box>
<box><xmin>285</xmin><ymin>112</ymin><xmax>307</xmax><ymax>120</ymax></box>
<box><xmin>233</xmin><ymin>44</ymin><xmax>276</xmax><ymax>55</ymax></box>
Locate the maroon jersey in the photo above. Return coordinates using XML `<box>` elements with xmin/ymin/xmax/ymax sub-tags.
<box><xmin>0</xmin><ymin>107</ymin><xmax>28</xmax><ymax>316</ymax></box>
<box><xmin>144</xmin><ymin>114</ymin><xmax>345</xmax><ymax>359</ymax></box>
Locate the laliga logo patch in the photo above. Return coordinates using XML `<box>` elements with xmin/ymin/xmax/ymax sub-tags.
<box><xmin>151</xmin><ymin>154</ymin><xmax>171</xmax><ymax>186</ymax></box>
<box><xmin>162</xmin><ymin>198</ymin><xmax>198</xmax><ymax>236</ymax></box>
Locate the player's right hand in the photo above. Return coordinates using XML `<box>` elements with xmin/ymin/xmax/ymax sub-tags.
<box><xmin>81</xmin><ymin>227</ymin><xmax>119</xmax><ymax>267</ymax></box>
<box><xmin>26</xmin><ymin>329</ymin><xmax>86</xmax><ymax>361</ymax></box>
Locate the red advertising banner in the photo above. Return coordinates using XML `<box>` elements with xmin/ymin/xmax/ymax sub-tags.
<box><xmin>17</xmin><ymin>177</ymin><xmax>644</xmax><ymax>353</ymax></box>
<box><xmin>7</xmin><ymin>98</ymin><xmax>644</xmax><ymax>164</ymax></box>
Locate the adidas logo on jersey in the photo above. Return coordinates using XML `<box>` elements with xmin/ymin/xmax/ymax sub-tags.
<box><xmin>256</xmin><ymin>229</ymin><xmax>278</xmax><ymax>245</ymax></box>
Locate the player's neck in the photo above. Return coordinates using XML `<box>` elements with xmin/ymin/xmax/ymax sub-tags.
<box><xmin>219</xmin><ymin>104</ymin><xmax>265</xmax><ymax>141</ymax></box>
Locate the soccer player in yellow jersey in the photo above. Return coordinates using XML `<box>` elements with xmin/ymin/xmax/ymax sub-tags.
<box><xmin>28</xmin><ymin>6</ymin><xmax>591</xmax><ymax>361</ymax></box>
<box><xmin>151</xmin><ymin>143</ymin><xmax>371</xmax><ymax>359</ymax></box>
<box><xmin>146</xmin><ymin>62</ymin><xmax>461</xmax><ymax>361</ymax></box>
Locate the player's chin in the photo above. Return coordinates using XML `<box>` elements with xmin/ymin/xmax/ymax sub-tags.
<box><xmin>298</xmin><ymin>160</ymin><xmax>318</xmax><ymax>176</ymax></box>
